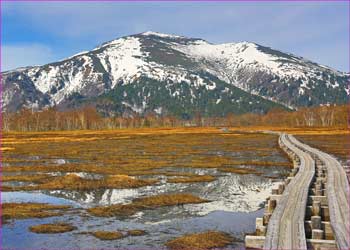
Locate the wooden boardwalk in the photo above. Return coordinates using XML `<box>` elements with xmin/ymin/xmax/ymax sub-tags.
<box><xmin>246</xmin><ymin>133</ymin><xmax>350</xmax><ymax>250</ymax></box>
<box><xmin>264</xmin><ymin>133</ymin><xmax>315</xmax><ymax>249</ymax></box>
<box><xmin>290</xmin><ymin>135</ymin><xmax>350</xmax><ymax>250</ymax></box>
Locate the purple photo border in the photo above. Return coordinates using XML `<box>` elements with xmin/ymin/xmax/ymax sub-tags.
<box><xmin>0</xmin><ymin>0</ymin><xmax>349</xmax><ymax>2</ymax></box>
<box><xmin>0</xmin><ymin>1</ymin><xmax>349</xmax><ymax>250</ymax></box>
<box><xmin>0</xmin><ymin>0</ymin><xmax>3</xmax><ymax>249</ymax></box>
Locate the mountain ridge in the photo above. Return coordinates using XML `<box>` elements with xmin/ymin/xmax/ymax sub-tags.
<box><xmin>2</xmin><ymin>31</ymin><xmax>349</xmax><ymax>117</ymax></box>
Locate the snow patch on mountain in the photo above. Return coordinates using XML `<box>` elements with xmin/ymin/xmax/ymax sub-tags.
<box><xmin>176</xmin><ymin>41</ymin><xmax>308</xmax><ymax>82</ymax></box>
<box><xmin>96</xmin><ymin>37</ymin><xmax>148</xmax><ymax>88</ymax></box>
<box><xmin>141</xmin><ymin>31</ymin><xmax>185</xmax><ymax>39</ymax></box>
<box><xmin>94</xmin><ymin>36</ymin><xmax>210</xmax><ymax>91</ymax></box>
<box><xmin>66</xmin><ymin>51</ymin><xmax>89</xmax><ymax>60</ymax></box>
<box><xmin>27</xmin><ymin>55</ymin><xmax>101</xmax><ymax>104</ymax></box>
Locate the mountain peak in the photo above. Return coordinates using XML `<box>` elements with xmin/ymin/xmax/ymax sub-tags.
<box><xmin>139</xmin><ymin>31</ymin><xmax>185</xmax><ymax>39</ymax></box>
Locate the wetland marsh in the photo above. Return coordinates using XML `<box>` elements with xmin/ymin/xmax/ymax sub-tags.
<box><xmin>2</xmin><ymin>128</ymin><xmax>293</xmax><ymax>249</ymax></box>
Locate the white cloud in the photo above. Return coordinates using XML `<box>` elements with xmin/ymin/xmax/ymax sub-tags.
<box><xmin>1</xmin><ymin>44</ymin><xmax>56</xmax><ymax>71</ymax></box>
<box><xmin>2</xmin><ymin>2</ymin><xmax>349</xmax><ymax>71</ymax></box>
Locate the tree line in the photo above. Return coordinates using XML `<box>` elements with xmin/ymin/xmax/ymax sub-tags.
<box><xmin>2</xmin><ymin>104</ymin><xmax>349</xmax><ymax>132</ymax></box>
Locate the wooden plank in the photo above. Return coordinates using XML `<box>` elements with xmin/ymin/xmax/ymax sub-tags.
<box><xmin>245</xmin><ymin>236</ymin><xmax>265</xmax><ymax>249</ymax></box>
<box><xmin>306</xmin><ymin>239</ymin><xmax>337</xmax><ymax>250</ymax></box>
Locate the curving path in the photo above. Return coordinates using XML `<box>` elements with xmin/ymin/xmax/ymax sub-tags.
<box><xmin>264</xmin><ymin>133</ymin><xmax>315</xmax><ymax>249</ymax></box>
<box><xmin>263</xmin><ymin>133</ymin><xmax>350</xmax><ymax>250</ymax></box>
<box><xmin>291</xmin><ymin>135</ymin><xmax>350</xmax><ymax>250</ymax></box>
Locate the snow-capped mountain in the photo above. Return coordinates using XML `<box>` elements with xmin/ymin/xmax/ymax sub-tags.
<box><xmin>2</xmin><ymin>31</ymin><xmax>349</xmax><ymax>116</ymax></box>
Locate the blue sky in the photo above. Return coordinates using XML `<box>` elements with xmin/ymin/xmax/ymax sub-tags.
<box><xmin>2</xmin><ymin>1</ymin><xmax>349</xmax><ymax>72</ymax></box>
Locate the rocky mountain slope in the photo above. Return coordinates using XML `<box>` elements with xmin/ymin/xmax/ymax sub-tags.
<box><xmin>2</xmin><ymin>31</ymin><xmax>349</xmax><ymax>117</ymax></box>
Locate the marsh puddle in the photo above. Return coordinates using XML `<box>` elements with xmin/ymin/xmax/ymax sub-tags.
<box><xmin>3</xmin><ymin>207</ymin><xmax>262</xmax><ymax>249</ymax></box>
<box><xmin>1</xmin><ymin>191</ymin><xmax>78</xmax><ymax>206</ymax></box>
<box><xmin>2</xmin><ymin>168</ymin><xmax>285</xmax><ymax>249</ymax></box>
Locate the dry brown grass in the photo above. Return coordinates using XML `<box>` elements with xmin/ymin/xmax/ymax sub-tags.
<box><xmin>287</xmin><ymin>128</ymin><xmax>349</xmax><ymax>136</ymax></box>
<box><xmin>88</xmin><ymin>204</ymin><xmax>137</xmax><ymax>217</ymax></box>
<box><xmin>238</xmin><ymin>160</ymin><xmax>293</xmax><ymax>167</ymax></box>
<box><xmin>2</xmin><ymin>128</ymin><xmax>289</xmax><ymax>173</ymax></box>
<box><xmin>2</xmin><ymin>203</ymin><xmax>71</xmax><ymax>222</ymax></box>
<box><xmin>29</xmin><ymin>223</ymin><xmax>76</xmax><ymax>234</ymax></box>
<box><xmin>230</xmin><ymin>126</ymin><xmax>350</xmax><ymax>135</ymax></box>
<box><xmin>2</xmin><ymin>127</ymin><xmax>297</xmax><ymax>196</ymax></box>
<box><xmin>88</xmin><ymin>193</ymin><xmax>208</xmax><ymax>217</ymax></box>
<box><xmin>1</xmin><ymin>147</ymin><xmax>15</xmax><ymax>151</ymax></box>
<box><xmin>3</xmin><ymin>173</ymin><xmax>156</xmax><ymax>192</ymax></box>
<box><xmin>161</xmin><ymin>172</ymin><xmax>199</xmax><ymax>177</ymax></box>
<box><xmin>2</xmin><ymin>164</ymin><xmax>124</xmax><ymax>175</ymax></box>
<box><xmin>91</xmin><ymin>231</ymin><xmax>125</xmax><ymax>240</ymax></box>
<box><xmin>134</xmin><ymin>193</ymin><xmax>208</xmax><ymax>207</ymax></box>
<box><xmin>167</xmin><ymin>175</ymin><xmax>216</xmax><ymax>183</ymax></box>
<box><xmin>165</xmin><ymin>231</ymin><xmax>234</xmax><ymax>250</ymax></box>
<box><xmin>297</xmin><ymin>133</ymin><xmax>350</xmax><ymax>162</ymax></box>
<box><xmin>2</xmin><ymin>174</ymin><xmax>54</xmax><ymax>183</ymax></box>
<box><xmin>127</xmin><ymin>230</ymin><xmax>147</xmax><ymax>236</ymax></box>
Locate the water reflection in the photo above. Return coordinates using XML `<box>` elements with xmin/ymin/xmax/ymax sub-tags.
<box><xmin>43</xmin><ymin>172</ymin><xmax>279</xmax><ymax>217</ymax></box>
<box><xmin>2</xmin><ymin>163</ymin><xmax>289</xmax><ymax>249</ymax></box>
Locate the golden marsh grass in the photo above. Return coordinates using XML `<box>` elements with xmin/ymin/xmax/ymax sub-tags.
<box><xmin>165</xmin><ymin>231</ymin><xmax>234</xmax><ymax>250</ymax></box>
<box><xmin>90</xmin><ymin>231</ymin><xmax>125</xmax><ymax>240</ymax></box>
<box><xmin>2</xmin><ymin>203</ymin><xmax>71</xmax><ymax>223</ymax></box>
<box><xmin>3</xmin><ymin>174</ymin><xmax>156</xmax><ymax>192</ymax></box>
<box><xmin>29</xmin><ymin>223</ymin><xmax>76</xmax><ymax>234</ymax></box>
<box><xmin>167</xmin><ymin>175</ymin><xmax>216</xmax><ymax>183</ymax></box>
<box><xmin>2</xmin><ymin>128</ymin><xmax>294</xmax><ymax>190</ymax></box>
<box><xmin>88</xmin><ymin>193</ymin><xmax>208</xmax><ymax>217</ymax></box>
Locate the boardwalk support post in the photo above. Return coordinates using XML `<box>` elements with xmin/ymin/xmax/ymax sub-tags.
<box><xmin>267</xmin><ymin>199</ymin><xmax>276</xmax><ymax>213</ymax></box>
<box><xmin>312</xmin><ymin>201</ymin><xmax>321</xmax><ymax>216</ymax></box>
<box><xmin>312</xmin><ymin>229</ymin><xmax>324</xmax><ymax>240</ymax></box>
<box><xmin>311</xmin><ymin>215</ymin><xmax>321</xmax><ymax>230</ymax></box>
